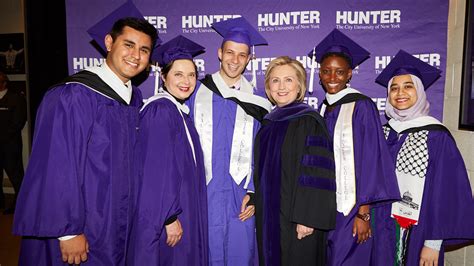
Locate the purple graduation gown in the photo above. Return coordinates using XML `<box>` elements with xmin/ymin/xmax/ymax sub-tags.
<box><xmin>127</xmin><ymin>96</ymin><xmax>208</xmax><ymax>265</ymax></box>
<box><xmin>372</xmin><ymin>124</ymin><xmax>474</xmax><ymax>266</ymax></box>
<box><xmin>254</xmin><ymin>102</ymin><xmax>337</xmax><ymax>266</ymax></box>
<box><xmin>187</xmin><ymin>79</ymin><xmax>261</xmax><ymax>266</ymax></box>
<box><xmin>13</xmin><ymin>79</ymin><xmax>142</xmax><ymax>265</ymax></box>
<box><xmin>321</xmin><ymin>93</ymin><xmax>400</xmax><ymax>266</ymax></box>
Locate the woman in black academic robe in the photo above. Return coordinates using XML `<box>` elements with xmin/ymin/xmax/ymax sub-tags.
<box><xmin>254</xmin><ymin>56</ymin><xmax>337</xmax><ymax>266</ymax></box>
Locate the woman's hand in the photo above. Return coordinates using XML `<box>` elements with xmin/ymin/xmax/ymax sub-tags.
<box><xmin>352</xmin><ymin>205</ymin><xmax>371</xmax><ymax>244</ymax></box>
<box><xmin>165</xmin><ymin>219</ymin><xmax>183</xmax><ymax>247</ymax></box>
<box><xmin>419</xmin><ymin>246</ymin><xmax>440</xmax><ymax>266</ymax></box>
<box><xmin>296</xmin><ymin>224</ymin><xmax>314</xmax><ymax>240</ymax></box>
<box><xmin>59</xmin><ymin>234</ymin><xmax>89</xmax><ymax>264</ymax></box>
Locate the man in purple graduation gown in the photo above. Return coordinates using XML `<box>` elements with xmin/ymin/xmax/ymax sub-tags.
<box><xmin>12</xmin><ymin>3</ymin><xmax>159</xmax><ymax>265</ymax></box>
<box><xmin>187</xmin><ymin>17</ymin><xmax>272</xmax><ymax>265</ymax></box>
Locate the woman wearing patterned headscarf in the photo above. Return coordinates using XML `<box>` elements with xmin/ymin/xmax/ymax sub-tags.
<box><xmin>374</xmin><ymin>50</ymin><xmax>474</xmax><ymax>266</ymax></box>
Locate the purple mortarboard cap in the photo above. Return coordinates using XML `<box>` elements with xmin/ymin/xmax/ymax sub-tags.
<box><xmin>309</xmin><ymin>29</ymin><xmax>370</xmax><ymax>69</ymax></box>
<box><xmin>375</xmin><ymin>50</ymin><xmax>442</xmax><ymax>89</ymax></box>
<box><xmin>155</xmin><ymin>35</ymin><xmax>205</xmax><ymax>67</ymax></box>
<box><xmin>87</xmin><ymin>1</ymin><xmax>161</xmax><ymax>59</ymax></box>
<box><xmin>212</xmin><ymin>17</ymin><xmax>267</xmax><ymax>47</ymax></box>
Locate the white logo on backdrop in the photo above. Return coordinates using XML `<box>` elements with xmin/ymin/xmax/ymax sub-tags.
<box><xmin>144</xmin><ymin>16</ymin><xmax>167</xmax><ymax>34</ymax></box>
<box><xmin>372</xmin><ymin>98</ymin><xmax>388</xmax><ymax>112</ymax></box>
<box><xmin>375</xmin><ymin>53</ymin><xmax>441</xmax><ymax>73</ymax></box>
<box><xmin>72</xmin><ymin>58</ymin><xmax>205</xmax><ymax>73</ymax></box>
<box><xmin>72</xmin><ymin>57</ymin><xmax>105</xmax><ymax>71</ymax></box>
<box><xmin>245</xmin><ymin>55</ymin><xmax>318</xmax><ymax>74</ymax></box>
<box><xmin>336</xmin><ymin>10</ymin><xmax>401</xmax><ymax>31</ymax></box>
<box><xmin>182</xmin><ymin>15</ymin><xmax>241</xmax><ymax>33</ymax></box>
<box><xmin>257</xmin><ymin>11</ymin><xmax>320</xmax><ymax>32</ymax></box>
<box><xmin>304</xmin><ymin>96</ymin><xmax>319</xmax><ymax>109</ymax></box>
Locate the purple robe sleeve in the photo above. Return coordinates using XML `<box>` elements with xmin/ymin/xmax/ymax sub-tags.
<box><xmin>13</xmin><ymin>84</ymin><xmax>96</xmax><ymax>237</ymax></box>
<box><xmin>129</xmin><ymin>100</ymin><xmax>183</xmax><ymax>258</ymax></box>
<box><xmin>352</xmin><ymin>100</ymin><xmax>400</xmax><ymax>208</ymax></box>
<box><xmin>422</xmin><ymin>131</ymin><xmax>474</xmax><ymax>242</ymax></box>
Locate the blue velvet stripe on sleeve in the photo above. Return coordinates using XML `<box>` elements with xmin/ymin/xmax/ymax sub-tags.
<box><xmin>305</xmin><ymin>135</ymin><xmax>332</xmax><ymax>150</ymax></box>
<box><xmin>298</xmin><ymin>134</ymin><xmax>336</xmax><ymax>190</ymax></box>
<box><xmin>301</xmin><ymin>154</ymin><xmax>335</xmax><ymax>170</ymax></box>
<box><xmin>298</xmin><ymin>175</ymin><xmax>336</xmax><ymax>191</ymax></box>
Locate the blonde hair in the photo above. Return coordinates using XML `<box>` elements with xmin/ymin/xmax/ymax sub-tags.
<box><xmin>264</xmin><ymin>56</ymin><xmax>307</xmax><ymax>105</ymax></box>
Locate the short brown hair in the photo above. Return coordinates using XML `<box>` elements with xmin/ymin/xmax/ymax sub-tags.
<box><xmin>264</xmin><ymin>56</ymin><xmax>307</xmax><ymax>105</ymax></box>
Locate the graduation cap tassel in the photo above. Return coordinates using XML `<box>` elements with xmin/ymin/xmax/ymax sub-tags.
<box><xmin>308</xmin><ymin>47</ymin><xmax>316</xmax><ymax>95</ymax></box>
<box><xmin>154</xmin><ymin>62</ymin><xmax>161</xmax><ymax>95</ymax></box>
<box><xmin>251</xmin><ymin>45</ymin><xmax>257</xmax><ymax>89</ymax></box>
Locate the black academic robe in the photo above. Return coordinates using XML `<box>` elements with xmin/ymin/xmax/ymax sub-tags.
<box><xmin>254</xmin><ymin>102</ymin><xmax>337</xmax><ymax>266</ymax></box>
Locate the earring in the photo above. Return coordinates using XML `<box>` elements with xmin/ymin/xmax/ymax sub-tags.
<box><xmin>319</xmin><ymin>80</ymin><xmax>322</xmax><ymax>85</ymax></box>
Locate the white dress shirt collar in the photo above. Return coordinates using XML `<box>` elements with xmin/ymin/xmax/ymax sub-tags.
<box><xmin>86</xmin><ymin>62</ymin><xmax>132</xmax><ymax>104</ymax></box>
<box><xmin>325</xmin><ymin>87</ymin><xmax>361</xmax><ymax>105</ymax></box>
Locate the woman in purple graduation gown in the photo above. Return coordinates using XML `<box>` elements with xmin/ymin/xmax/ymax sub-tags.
<box><xmin>127</xmin><ymin>35</ymin><xmax>208</xmax><ymax>265</ymax></box>
<box><xmin>373</xmin><ymin>50</ymin><xmax>474</xmax><ymax>266</ymax></box>
<box><xmin>254</xmin><ymin>56</ymin><xmax>337</xmax><ymax>266</ymax></box>
<box><xmin>310</xmin><ymin>29</ymin><xmax>400</xmax><ymax>265</ymax></box>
